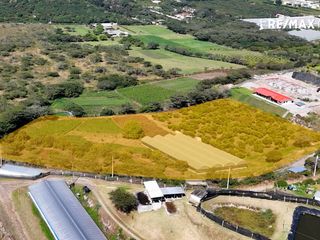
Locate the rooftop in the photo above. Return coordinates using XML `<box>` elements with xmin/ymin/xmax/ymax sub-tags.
<box><xmin>0</xmin><ymin>164</ymin><xmax>45</xmax><ymax>178</ymax></box>
<box><xmin>143</xmin><ymin>181</ymin><xmax>164</xmax><ymax>199</ymax></box>
<box><xmin>255</xmin><ymin>87</ymin><xmax>293</xmax><ymax>103</ymax></box>
<box><xmin>28</xmin><ymin>180</ymin><xmax>107</xmax><ymax>240</ymax></box>
<box><xmin>160</xmin><ymin>187</ymin><xmax>185</xmax><ymax>196</ymax></box>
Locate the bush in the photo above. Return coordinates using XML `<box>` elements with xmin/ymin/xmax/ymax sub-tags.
<box><xmin>302</xmin><ymin>178</ymin><xmax>316</xmax><ymax>186</ymax></box>
<box><xmin>122</xmin><ymin>121</ymin><xmax>144</xmax><ymax>139</ymax></box>
<box><xmin>100</xmin><ymin>108</ymin><xmax>115</xmax><ymax>116</ymax></box>
<box><xmin>97</xmin><ymin>74</ymin><xmax>138</xmax><ymax>90</ymax></box>
<box><xmin>47</xmin><ymin>71</ymin><xmax>60</xmax><ymax>77</ymax></box>
<box><xmin>119</xmin><ymin>103</ymin><xmax>136</xmax><ymax>114</ymax></box>
<box><xmin>274</xmin><ymin>180</ymin><xmax>288</xmax><ymax>188</ymax></box>
<box><xmin>65</xmin><ymin>102</ymin><xmax>86</xmax><ymax>117</ymax></box>
<box><xmin>137</xmin><ymin>192</ymin><xmax>150</xmax><ymax>205</ymax></box>
<box><xmin>109</xmin><ymin>188</ymin><xmax>138</xmax><ymax>214</ymax></box>
<box><xmin>266</xmin><ymin>150</ymin><xmax>282</xmax><ymax>163</ymax></box>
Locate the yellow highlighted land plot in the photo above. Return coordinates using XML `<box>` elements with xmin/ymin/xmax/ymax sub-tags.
<box><xmin>142</xmin><ymin>132</ymin><xmax>246</xmax><ymax>170</ymax></box>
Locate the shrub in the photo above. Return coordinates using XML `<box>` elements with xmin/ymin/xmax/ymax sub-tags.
<box><xmin>266</xmin><ymin>150</ymin><xmax>282</xmax><ymax>163</ymax></box>
<box><xmin>109</xmin><ymin>188</ymin><xmax>138</xmax><ymax>214</ymax></box>
<box><xmin>65</xmin><ymin>102</ymin><xmax>86</xmax><ymax>117</ymax></box>
<box><xmin>137</xmin><ymin>192</ymin><xmax>150</xmax><ymax>205</ymax></box>
<box><xmin>122</xmin><ymin>121</ymin><xmax>145</xmax><ymax>139</ymax></box>
<box><xmin>302</xmin><ymin>178</ymin><xmax>316</xmax><ymax>186</ymax></box>
<box><xmin>100</xmin><ymin>108</ymin><xmax>115</xmax><ymax>116</ymax></box>
<box><xmin>119</xmin><ymin>103</ymin><xmax>136</xmax><ymax>114</ymax></box>
<box><xmin>274</xmin><ymin>180</ymin><xmax>288</xmax><ymax>188</ymax></box>
<box><xmin>47</xmin><ymin>71</ymin><xmax>60</xmax><ymax>77</ymax></box>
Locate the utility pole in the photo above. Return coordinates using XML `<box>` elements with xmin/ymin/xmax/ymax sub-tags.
<box><xmin>111</xmin><ymin>155</ymin><xmax>114</xmax><ymax>178</ymax></box>
<box><xmin>227</xmin><ymin>168</ymin><xmax>231</xmax><ymax>189</ymax></box>
<box><xmin>313</xmin><ymin>155</ymin><xmax>319</xmax><ymax>177</ymax></box>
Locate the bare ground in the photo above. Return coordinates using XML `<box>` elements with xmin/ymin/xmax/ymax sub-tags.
<box><xmin>189</xmin><ymin>71</ymin><xmax>228</xmax><ymax>80</ymax></box>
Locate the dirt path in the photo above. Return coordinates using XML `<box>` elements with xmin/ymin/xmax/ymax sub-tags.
<box><xmin>0</xmin><ymin>179</ymin><xmax>34</xmax><ymax>240</ymax></box>
<box><xmin>78</xmin><ymin>178</ymin><xmax>146</xmax><ymax>240</ymax></box>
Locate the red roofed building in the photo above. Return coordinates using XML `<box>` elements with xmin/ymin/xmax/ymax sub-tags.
<box><xmin>254</xmin><ymin>87</ymin><xmax>293</xmax><ymax>104</ymax></box>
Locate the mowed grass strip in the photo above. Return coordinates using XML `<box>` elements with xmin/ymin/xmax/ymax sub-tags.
<box><xmin>142</xmin><ymin>133</ymin><xmax>245</xmax><ymax>170</ymax></box>
<box><xmin>129</xmin><ymin>48</ymin><xmax>243</xmax><ymax>74</ymax></box>
<box><xmin>230</xmin><ymin>87</ymin><xmax>287</xmax><ymax>117</ymax></box>
<box><xmin>118</xmin><ymin>84</ymin><xmax>176</xmax><ymax>105</ymax></box>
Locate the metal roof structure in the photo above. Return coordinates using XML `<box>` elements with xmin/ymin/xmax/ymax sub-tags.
<box><xmin>314</xmin><ymin>191</ymin><xmax>320</xmax><ymax>201</ymax></box>
<box><xmin>0</xmin><ymin>164</ymin><xmax>45</xmax><ymax>179</ymax></box>
<box><xmin>28</xmin><ymin>180</ymin><xmax>107</xmax><ymax>240</ymax></box>
<box><xmin>255</xmin><ymin>87</ymin><xmax>293</xmax><ymax>103</ymax></box>
<box><xmin>160</xmin><ymin>187</ymin><xmax>185</xmax><ymax>196</ymax></box>
<box><xmin>143</xmin><ymin>181</ymin><xmax>164</xmax><ymax>199</ymax></box>
<box><xmin>288</xmin><ymin>166</ymin><xmax>307</xmax><ymax>173</ymax></box>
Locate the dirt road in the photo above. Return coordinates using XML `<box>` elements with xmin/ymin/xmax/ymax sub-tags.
<box><xmin>0</xmin><ymin>179</ymin><xmax>34</xmax><ymax>240</ymax></box>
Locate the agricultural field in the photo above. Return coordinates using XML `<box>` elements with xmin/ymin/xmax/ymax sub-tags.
<box><xmin>129</xmin><ymin>48</ymin><xmax>242</xmax><ymax>74</ymax></box>
<box><xmin>230</xmin><ymin>87</ymin><xmax>288</xmax><ymax>117</ymax></box>
<box><xmin>154</xmin><ymin>99</ymin><xmax>320</xmax><ymax>178</ymax></box>
<box><xmin>51</xmin><ymin>91</ymin><xmax>132</xmax><ymax>115</ymax></box>
<box><xmin>118</xmin><ymin>84</ymin><xmax>176</xmax><ymax>106</ymax></box>
<box><xmin>124</xmin><ymin>25</ymin><xmax>287</xmax><ymax>67</ymax></box>
<box><xmin>151</xmin><ymin>77</ymin><xmax>199</xmax><ymax>93</ymax></box>
<box><xmin>52</xmin><ymin>77</ymin><xmax>199</xmax><ymax>115</ymax></box>
<box><xmin>2</xmin><ymin>99</ymin><xmax>320</xmax><ymax>179</ymax></box>
<box><xmin>142</xmin><ymin>133</ymin><xmax>245</xmax><ymax>170</ymax></box>
<box><xmin>0</xmin><ymin>115</ymin><xmax>191</xmax><ymax>179</ymax></box>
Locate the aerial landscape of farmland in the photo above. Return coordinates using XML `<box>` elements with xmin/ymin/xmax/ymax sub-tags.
<box><xmin>2</xmin><ymin>1</ymin><xmax>320</xmax><ymax>240</ymax></box>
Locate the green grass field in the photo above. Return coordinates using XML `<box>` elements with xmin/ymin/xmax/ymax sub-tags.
<box><xmin>51</xmin><ymin>91</ymin><xmax>131</xmax><ymax>115</ymax></box>
<box><xmin>118</xmin><ymin>84</ymin><xmax>176</xmax><ymax>105</ymax></box>
<box><xmin>152</xmin><ymin>77</ymin><xmax>199</xmax><ymax>93</ymax></box>
<box><xmin>130</xmin><ymin>48</ymin><xmax>243</xmax><ymax>74</ymax></box>
<box><xmin>54</xmin><ymin>24</ymin><xmax>91</xmax><ymax>36</ymax></box>
<box><xmin>51</xmin><ymin>78</ymin><xmax>199</xmax><ymax>115</ymax></box>
<box><xmin>230</xmin><ymin>87</ymin><xmax>288</xmax><ymax>117</ymax></box>
<box><xmin>123</xmin><ymin>25</ymin><xmax>285</xmax><ymax>67</ymax></box>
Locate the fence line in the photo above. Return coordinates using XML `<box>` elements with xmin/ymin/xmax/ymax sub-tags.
<box><xmin>198</xmin><ymin>189</ymin><xmax>320</xmax><ymax>240</ymax></box>
<box><xmin>1</xmin><ymin>159</ymin><xmax>187</xmax><ymax>187</ymax></box>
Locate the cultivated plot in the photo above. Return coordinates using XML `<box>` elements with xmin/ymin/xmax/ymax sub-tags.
<box><xmin>142</xmin><ymin>132</ymin><xmax>245</xmax><ymax>170</ymax></box>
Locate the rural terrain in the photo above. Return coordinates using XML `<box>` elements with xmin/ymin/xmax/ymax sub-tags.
<box><xmin>1</xmin><ymin>1</ymin><xmax>320</xmax><ymax>240</ymax></box>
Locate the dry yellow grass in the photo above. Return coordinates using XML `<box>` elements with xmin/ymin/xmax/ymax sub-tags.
<box><xmin>142</xmin><ymin>132</ymin><xmax>245</xmax><ymax>170</ymax></box>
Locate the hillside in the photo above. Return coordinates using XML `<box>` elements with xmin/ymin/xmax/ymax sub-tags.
<box><xmin>1</xmin><ymin>99</ymin><xmax>319</xmax><ymax>179</ymax></box>
<box><xmin>1</xmin><ymin>0</ymin><xmax>319</xmax><ymax>23</ymax></box>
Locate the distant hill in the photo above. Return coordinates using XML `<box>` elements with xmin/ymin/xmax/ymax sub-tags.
<box><xmin>0</xmin><ymin>0</ymin><xmax>107</xmax><ymax>23</ymax></box>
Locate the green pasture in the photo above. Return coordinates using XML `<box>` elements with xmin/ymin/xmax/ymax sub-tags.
<box><xmin>129</xmin><ymin>48</ymin><xmax>243</xmax><ymax>74</ymax></box>
<box><xmin>124</xmin><ymin>25</ymin><xmax>286</xmax><ymax>67</ymax></box>
<box><xmin>118</xmin><ymin>84</ymin><xmax>176</xmax><ymax>105</ymax></box>
<box><xmin>152</xmin><ymin>77</ymin><xmax>199</xmax><ymax>93</ymax></box>
<box><xmin>51</xmin><ymin>91</ymin><xmax>130</xmax><ymax>115</ymax></box>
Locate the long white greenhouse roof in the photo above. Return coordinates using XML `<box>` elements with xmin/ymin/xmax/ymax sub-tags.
<box><xmin>28</xmin><ymin>180</ymin><xmax>107</xmax><ymax>240</ymax></box>
<box><xmin>0</xmin><ymin>164</ymin><xmax>44</xmax><ymax>178</ymax></box>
